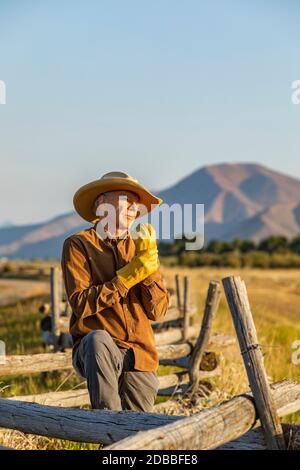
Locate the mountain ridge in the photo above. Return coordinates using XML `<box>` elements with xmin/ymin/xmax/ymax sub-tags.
<box><xmin>1</xmin><ymin>162</ymin><xmax>300</xmax><ymax>258</ymax></box>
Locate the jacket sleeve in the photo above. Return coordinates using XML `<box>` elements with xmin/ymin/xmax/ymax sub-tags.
<box><xmin>61</xmin><ymin>237</ymin><xmax>128</xmax><ymax>319</ymax></box>
<box><xmin>139</xmin><ymin>262</ymin><xmax>170</xmax><ymax>322</ymax></box>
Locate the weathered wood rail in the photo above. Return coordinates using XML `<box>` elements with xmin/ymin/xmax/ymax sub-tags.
<box><xmin>0</xmin><ymin>380</ymin><xmax>299</xmax><ymax>448</ymax></box>
<box><xmin>105</xmin><ymin>380</ymin><xmax>300</xmax><ymax>449</ymax></box>
<box><xmin>0</xmin><ymin>334</ymin><xmax>232</xmax><ymax>377</ymax></box>
<box><xmin>7</xmin><ymin>367</ymin><xmax>221</xmax><ymax>408</ymax></box>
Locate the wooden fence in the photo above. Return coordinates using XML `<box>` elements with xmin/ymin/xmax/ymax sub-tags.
<box><xmin>1</xmin><ymin>274</ymin><xmax>231</xmax><ymax>405</ymax></box>
<box><xmin>0</xmin><ymin>274</ymin><xmax>299</xmax><ymax>450</ymax></box>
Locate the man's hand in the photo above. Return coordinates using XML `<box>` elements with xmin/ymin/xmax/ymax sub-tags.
<box><xmin>133</xmin><ymin>223</ymin><xmax>157</xmax><ymax>253</ymax></box>
<box><xmin>116</xmin><ymin>224</ymin><xmax>159</xmax><ymax>290</ymax></box>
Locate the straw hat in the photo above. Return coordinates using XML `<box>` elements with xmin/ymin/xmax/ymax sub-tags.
<box><xmin>73</xmin><ymin>171</ymin><xmax>163</xmax><ymax>223</ymax></box>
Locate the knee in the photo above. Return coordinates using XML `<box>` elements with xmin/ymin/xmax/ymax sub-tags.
<box><xmin>84</xmin><ymin>329</ymin><xmax>113</xmax><ymax>355</ymax></box>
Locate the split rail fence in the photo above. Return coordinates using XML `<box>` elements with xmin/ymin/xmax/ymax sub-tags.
<box><xmin>0</xmin><ymin>273</ymin><xmax>299</xmax><ymax>450</ymax></box>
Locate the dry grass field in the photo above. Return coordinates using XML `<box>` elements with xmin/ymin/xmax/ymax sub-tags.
<box><xmin>163</xmin><ymin>267</ymin><xmax>300</xmax><ymax>417</ymax></box>
<box><xmin>0</xmin><ymin>279</ymin><xmax>49</xmax><ymax>306</ymax></box>
<box><xmin>0</xmin><ymin>265</ymin><xmax>299</xmax><ymax>449</ymax></box>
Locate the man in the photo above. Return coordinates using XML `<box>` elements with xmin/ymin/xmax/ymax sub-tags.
<box><xmin>61</xmin><ymin>171</ymin><xmax>169</xmax><ymax>412</ymax></box>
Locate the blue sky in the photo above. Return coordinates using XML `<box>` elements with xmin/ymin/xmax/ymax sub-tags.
<box><xmin>0</xmin><ymin>0</ymin><xmax>299</xmax><ymax>225</ymax></box>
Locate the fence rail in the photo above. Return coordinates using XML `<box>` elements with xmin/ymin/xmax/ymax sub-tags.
<box><xmin>0</xmin><ymin>380</ymin><xmax>299</xmax><ymax>448</ymax></box>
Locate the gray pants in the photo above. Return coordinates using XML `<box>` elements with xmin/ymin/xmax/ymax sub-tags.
<box><xmin>72</xmin><ymin>329</ymin><xmax>160</xmax><ymax>412</ymax></box>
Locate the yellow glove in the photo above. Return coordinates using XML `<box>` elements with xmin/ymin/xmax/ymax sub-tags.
<box><xmin>117</xmin><ymin>224</ymin><xmax>159</xmax><ymax>289</ymax></box>
<box><xmin>133</xmin><ymin>223</ymin><xmax>157</xmax><ymax>253</ymax></box>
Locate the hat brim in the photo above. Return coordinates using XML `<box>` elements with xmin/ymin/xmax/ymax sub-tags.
<box><xmin>73</xmin><ymin>177</ymin><xmax>163</xmax><ymax>223</ymax></box>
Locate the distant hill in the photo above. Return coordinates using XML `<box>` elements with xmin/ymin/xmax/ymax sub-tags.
<box><xmin>1</xmin><ymin>162</ymin><xmax>300</xmax><ymax>259</ymax></box>
<box><xmin>0</xmin><ymin>213</ymin><xmax>86</xmax><ymax>259</ymax></box>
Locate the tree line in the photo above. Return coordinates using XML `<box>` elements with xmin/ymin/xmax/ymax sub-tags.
<box><xmin>158</xmin><ymin>235</ymin><xmax>300</xmax><ymax>268</ymax></box>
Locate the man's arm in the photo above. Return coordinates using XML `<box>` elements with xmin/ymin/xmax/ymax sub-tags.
<box><xmin>139</xmin><ymin>263</ymin><xmax>170</xmax><ymax>322</ymax></box>
<box><xmin>61</xmin><ymin>237</ymin><xmax>128</xmax><ymax>319</ymax></box>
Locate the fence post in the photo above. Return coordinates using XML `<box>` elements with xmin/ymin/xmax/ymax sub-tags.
<box><xmin>182</xmin><ymin>275</ymin><xmax>190</xmax><ymax>341</ymax></box>
<box><xmin>222</xmin><ymin>275</ymin><xmax>286</xmax><ymax>450</ymax></box>
<box><xmin>188</xmin><ymin>281</ymin><xmax>221</xmax><ymax>394</ymax></box>
<box><xmin>50</xmin><ymin>267</ymin><xmax>61</xmax><ymax>341</ymax></box>
<box><xmin>175</xmin><ymin>274</ymin><xmax>181</xmax><ymax>311</ymax></box>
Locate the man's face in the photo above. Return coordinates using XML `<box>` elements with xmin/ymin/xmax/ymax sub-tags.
<box><xmin>95</xmin><ymin>190</ymin><xmax>140</xmax><ymax>234</ymax></box>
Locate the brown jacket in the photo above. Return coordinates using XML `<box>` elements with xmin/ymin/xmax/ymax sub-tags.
<box><xmin>60</xmin><ymin>223</ymin><xmax>170</xmax><ymax>372</ymax></box>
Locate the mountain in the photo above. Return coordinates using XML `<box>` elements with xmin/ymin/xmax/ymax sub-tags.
<box><xmin>1</xmin><ymin>162</ymin><xmax>300</xmax><ymax>258</ymax></box>
<box><xmin>0</xmin><ymin>213</ymin><xmax>87</xmax><ymax>259</ymax></box>
<box><xmin>220</xmin><ymin>200</ymin><xmax>300</xmax><ymax>243</ymax></box>
<box><xmin>0</xmin><ymin>220</ymin><xmax>14</xmax><ymax>229</ymax></box>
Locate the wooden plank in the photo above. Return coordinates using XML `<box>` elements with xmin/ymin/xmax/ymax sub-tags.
<box><xmin>155</xmin><ymin>325</ymin><xmax>234</xmax><ymax>346</ymax></box>
<box><xmin>0</xmin><ymin>352</ymin><xmax>73</xmax><ymax>376</ymax></box>
<box><xmin>222</xmin><ymin>276</ymin><xmax>286</xmax><ymax>450</ymax></box>
<box><xmin>0</xmin><ymin>398</ymin><xmax>180</xmax><ymax>445</ymax></box>
<box><xmin>154</xmin><ymin>324</ymin><xmax>198</xmax><ymax>345</ymax></box>
<box><xmin>188</xmin><ymin>281</ymin><xmax>221</xmax><ymax>394</ymax></box>
<box><xmin>7</xmin><ymin>368</ymin><xmax>221</xmax><ymax>407</ymax></box>
<box><xmin>105</xmin><ymin>380</ymin><xmax>300</xmax><ymax>450</ymax></box>
<box><xmin>0</xmin><ymin>335</ymin><xmax>234</xmax><ymax>377</ymax></box>
<box><xmin>157</xmin><ymin>342</ymin><xmax>193</xmax><ymax>360</ymax></box>
<box><xmin>152</xmin><ymin>307</ymin><xmax>183</xmax><ymax>325</ymax></box>
<box><xmin>8</xmin><ymin>389</ymin><xmax>91</xmax><ymax>407</ymax></box>
<box><xmin>158</xmin><ymin>367</ymin><xmax>220</xmax><ymax>390</ymax></box>
<box><xmin>160</xmin><ymin>351</ymin><xmax>218</xmax><ymax>371</ymax></box>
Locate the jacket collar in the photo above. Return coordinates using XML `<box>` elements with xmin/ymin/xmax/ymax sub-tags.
<box><xmin>92</xmin><ymin>223</ymin><xmax>131</xmax><ymax>243</ymax></box>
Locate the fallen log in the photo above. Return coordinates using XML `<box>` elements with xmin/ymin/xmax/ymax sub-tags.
<box><xmin>105</xmin><ymin>380</ymin><xmax>300</xmax><ymax>450</ymax></box>
<box><xmin>0</xmin><ymin>335</ymin><xmax>233</xmax><ymax>377</ymax></box>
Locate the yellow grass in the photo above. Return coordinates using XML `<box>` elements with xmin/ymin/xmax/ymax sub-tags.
<box><xmin>162</xmin><ymin>267</ymin><xmax>300</xmax><ymax>422</ymax></box>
